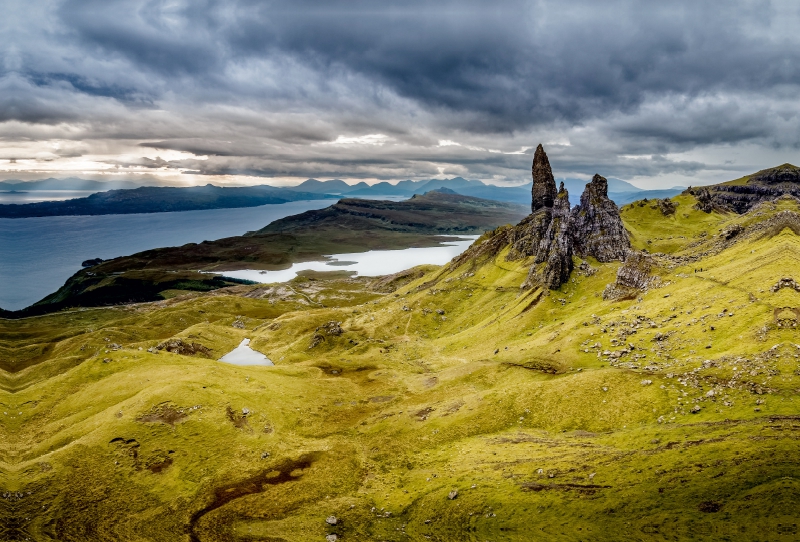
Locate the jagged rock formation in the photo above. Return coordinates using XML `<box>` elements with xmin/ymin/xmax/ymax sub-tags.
<box><xmin>688</xmin><ymin>164</ymin><xmax>800</xmax><ymax>214</ymax></box>
<box><xmin>524</xmin><ymin>183</ymin><xmax>574</xmax><ymax>289</ymax></box>
<box><xmin>571</xmin><ymin>174</ymin><xmax>630</xmax><ymax>262</ymax></box>
<box><xmin>448</xmin><ymin>145</ymin><xmax>631</xmax><ymax>292</ymax></box>
<box><xmin>603</xmin><ymin>251</ymin><xmax>657</xmax><ymax>301</ymax></box>
<box><xmin>531</xmin><ymin>144</ymin><xmax>557</xmax><ymax>212</ymax></box>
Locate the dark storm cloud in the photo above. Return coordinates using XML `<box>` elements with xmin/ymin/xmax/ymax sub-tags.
<box><xmin>3</xmin><ymin>0</ymin><xmax>800</xmax><ymax>185</ymax></box>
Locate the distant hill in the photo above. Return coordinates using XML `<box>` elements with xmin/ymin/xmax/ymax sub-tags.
<box><xmin>285</xmin><ymin>176</ymin><xmax>683</xmax><ymax>206</ymax></box>
<box><xmin>0</xmin><ymin>185</ymin><xmax>336</xmax><ymax>218</ymax></box>
<box><xmin>254</xmin><ymin>190</ymin><xmax>529</xmax><ymax>236</ymax></box>
<box><xmin>0</xmin><ymin>178</ymin><xmax>144</xmax><ymax>191</ymax></box>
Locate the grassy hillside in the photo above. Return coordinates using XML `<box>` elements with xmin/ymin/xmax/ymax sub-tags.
<box><xmin>1</xmin><ymin>192</ymin><xmax>800</xmax><ymax>540</ymax></box>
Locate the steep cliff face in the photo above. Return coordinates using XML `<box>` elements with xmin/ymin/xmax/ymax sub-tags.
<box><xmin>688</xmin><ymin>164</ymin><xmax>800</xmax><ymax>214</ymax></box>
<box><xmin>531</xmin><ymin>144</ymin><xmax>557</xmax><ymax>213</ymax></box>
<box><xmin>524</xmin><ymin>183</ymin><xmax>574</xmax><ymax>289</ymax></box>
<box><xmin>505</xmin><ymin>209</ymin><xmax>552</xmax><ymax>261</ymax></box>
<box><xmin>570</xmin><ymin>174</ymin><xmax>630</xmax><ymax>262</ymax></box>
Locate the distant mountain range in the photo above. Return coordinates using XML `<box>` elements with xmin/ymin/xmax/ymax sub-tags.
<box><xmin>0</xmin><ymin>176</ymin><xmax>685</xmax><ymax>207</ymax></box>
<box><xmin>286</xmin><ymin>177</ymin><xmax>684</xmax><ymax>206</ymax></box>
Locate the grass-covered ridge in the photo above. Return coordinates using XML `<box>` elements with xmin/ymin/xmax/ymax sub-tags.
<box><xmin>2</xmin><ymin>191</ymin><xmax>800</xmax><ymax>540</ymax></box>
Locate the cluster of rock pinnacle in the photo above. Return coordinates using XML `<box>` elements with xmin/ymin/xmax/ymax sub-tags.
<box><xmin>516</xmin><ymin>144</ymin><xmax>630</xmax><ymax>290</ymax></box>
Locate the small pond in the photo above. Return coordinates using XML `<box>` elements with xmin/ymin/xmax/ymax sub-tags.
<box><xmin>219</xmin><ymin>338</ymin><xmax>274</xmax><ymax>366</ymax></box>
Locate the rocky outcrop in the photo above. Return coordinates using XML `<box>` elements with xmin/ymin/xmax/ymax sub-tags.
<box><xmin>447</xmin><ymin>145</ymin><xmax>631</xmax><ymax>292</ymax></box>
<box><xmin>156</xmin><ymin>339</ymin><xmax>212</xmax><ymax>357</ymax></box>
<box><xmin>570</xmin><ymin>174</ymin><xmax>630</xmax><ymax>262</ymax></box>
<box><xmin>688</xmin><ymin>164</ymin><xmax>800</xmax><ymax>214</ymax></box>
<box><xmin>531</xmin><ymin>144</ymin><xmax>557</xmax><ymax>213</ymax></box>
<box><xmin>603</xmin><ymin>251</ymin><xmax>656</xmax><ymax>301</ymax></box>
<box><xmin>524</xmin><ymin>183</ymin><xmax>574</xmax><ymax>289</ymax></box>
<box><xmin>657</xmin><ymin>199</ymin><xmax>677</xmax><ymax>216</ymax></box>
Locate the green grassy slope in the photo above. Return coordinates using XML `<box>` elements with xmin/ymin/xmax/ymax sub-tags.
<box><xmin>1</xmin><ymin>193</ymin><xmax>800</xmax><ymax>540</ymax></box>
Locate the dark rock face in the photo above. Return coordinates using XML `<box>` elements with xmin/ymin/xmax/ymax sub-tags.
<box><xmin>506</xmin><ymin>209</ymin><xmax>553</xmax><ymax>261</ymax></box>
<box><xmin>525</xmin><ymin>183</ymin><xmax>574</xmax><ymax>289</ymax></box>
<box><xmin>571</xmin><ymin>174</ymin><xmax>630</xmax><ymax>262</ymax></box>
<box><xmin>750</xmin><ymin>163</ymin><xmax>800</xmax><ymax>185</ymax></box>
<box><xmin>688</xmin><ymin>164</ymin><xmax>800</xmax><ymax>214</ymax></box>
<box><xmin>531</xmin><ymin>144</ymin><xmax>557</xmax><ymax>213</ymax></box>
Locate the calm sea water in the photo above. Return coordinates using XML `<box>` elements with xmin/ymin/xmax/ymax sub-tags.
<box><xmin>0</xmin><ymin>200</ymin><xmax>331</xmax><ymax>311</ymax></box>
<box><xmin>0</xmin><ymin>190</ymin><xmax>97</xmax><ymax>203</ymax></box>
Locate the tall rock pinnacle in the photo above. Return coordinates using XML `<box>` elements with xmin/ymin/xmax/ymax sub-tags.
<box><xmin>527</xmin><ymin>182</ymin><xmax>574</xmax><ymax>289</ymax></box>
<box><xmin>531</xmin><ymin>144</ymin><xmax>557</xmax><ymax>213</ymax></box>
<box><xmin>571</xmin><ymin>174</ymin><xmax>630</xmax><ymax>262</ymax></box>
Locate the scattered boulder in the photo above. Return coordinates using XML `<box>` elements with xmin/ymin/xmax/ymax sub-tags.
<box><xmin>773</xmin><ymin>277</ymin><xmax>800</xmax><ymax>292</ymax></box>
<box><xmin>326</xmin><ymin>516</ymin><xmax>338</xmax><ymax>525</ymax></box>
<box><xmin>318</xmin><ymin>321</ymin><xmax>344</xmax><ymax>335</ymax></box>
<box><xmin>721</xmin><ymin>224</ymin><xmax>743</xmax><ymax>240</ymax></box>
<box><xmin>448</xmin><ymin>489</ymin><xmax>458</xmax><ymax>500</ymax></box>
<box><xmin>657</xmin><ymin>198</ymin><xmax>677</xmax><ymax>215</ymax></box>
<box><xmin>309</xmin><ymin>333</ymin><xmax>325</xmax><ymax>349</ymax></box>
<box><xmin>698</xmin><ymin>500</ymin><xmax>722</xmax><ymax>513</ymax></box>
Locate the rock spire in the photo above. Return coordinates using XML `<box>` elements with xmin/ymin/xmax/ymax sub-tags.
<box><xmin>531</xmin><ymin>144</ymin><xmax>557</xmax><ymax>213</ymax></box>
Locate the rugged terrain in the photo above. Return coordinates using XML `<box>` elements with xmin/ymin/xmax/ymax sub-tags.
<box><xmin>2</xmin><ymin>153</ymin><xmax>800</xmax><ymax>540</ymax></box>
<box><xmin>7</xmin><ymin>191</ymin><xmax>527</xmax><ymax>316</ymax></box>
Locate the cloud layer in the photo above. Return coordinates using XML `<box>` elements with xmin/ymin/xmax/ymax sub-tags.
<box><xmin>3</xmin><ymin>0</ymin><xmax>800</xmax><ymax>188</ymax></box>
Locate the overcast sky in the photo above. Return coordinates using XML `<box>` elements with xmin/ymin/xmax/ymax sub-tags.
<box><xmin>2</xmin><ymin>0</ymin><xmax>800</xmax><ymax>189</ymax></box>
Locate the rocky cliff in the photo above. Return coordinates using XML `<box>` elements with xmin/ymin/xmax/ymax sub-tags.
<box><xmin>524</xmin><ymin>183</ymin><xmax>574</xmax><ymax>289</ymax></box>
<box><xmin>687</xmin><ymin>164</ymin><xmax>800</xmax><ymax>214</ymax></box>
<box><xmin>571</xmin><ymin>174</ymin><xmax>630</xmax><ymax>262</ymax></box>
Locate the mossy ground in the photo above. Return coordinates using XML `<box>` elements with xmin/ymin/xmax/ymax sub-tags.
<box><xmin>2</xmin><ymin>195</ymin><xmax>800</xmax><ymax>541</ymax></box>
